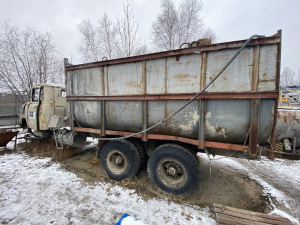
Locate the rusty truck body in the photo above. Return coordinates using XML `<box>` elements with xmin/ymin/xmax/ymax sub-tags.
<box><xmin>56</xmin><ymin>31</ymin><xmax>283</xmax><ymax>194</ymax></box>
<box><xmin>19</xmin><ymin>83</ymin><xmax>67</xmax><ymax>137</ymax></box>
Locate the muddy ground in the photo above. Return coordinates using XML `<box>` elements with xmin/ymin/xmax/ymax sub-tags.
<box><xmin>10</xmin><ymin>139</ymin><xmax>272</xmax><ymax>214</ymax></box>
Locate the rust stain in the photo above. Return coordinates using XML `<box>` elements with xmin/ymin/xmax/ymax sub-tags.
<box><xmin>216</xmin><ymin>127</ymin><xmax>224</xmax><ymax>133</ymax></box>
<box><xmin>263</xmin><ymin>125</ymin><xmax>271</xmax><ymax>133</ymax></box>
<box><xmin>165</xmin><ymin>58</ymin><xmax>168</xmax><ymax>94</ymax></box>
<box><xmin>258</xmin><ymin>79</ymin><xmax>276</xmax><ymax>83</ymax></box>
<box><xmin>174</xmin><ymin>73</ymin><xmax>190</xmax><ymax>79</ymax></box>
<box><xmin>278</xmin><ymin>110</ymin><xmax>300</xmax><ymax>124</ymax></box>
<box><xmin>66</xmin><ymin>31</ymin><xmax>281</xmax><ymax>71</ymax></box>
<box><xmin>67</xmin><ymin>92</ymin><xmax>278</xmax><ymax>101</ymax></box>
<box><xmin>0</xmin><ymin>129</ymin><xmax>19</xmax><ymax>147</ymax></box>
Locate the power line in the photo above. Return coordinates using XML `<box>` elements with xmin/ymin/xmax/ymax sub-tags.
<box><xmin>45</xmin><ymin>0</ymin><xmax>83</xmax><ymax>20</ymax></box>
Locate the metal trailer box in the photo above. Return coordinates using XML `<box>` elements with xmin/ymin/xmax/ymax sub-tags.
<box><xmin>65</xmin><ymin>31</ymin><xmax>282</xmax><ymax>158</ymax></box>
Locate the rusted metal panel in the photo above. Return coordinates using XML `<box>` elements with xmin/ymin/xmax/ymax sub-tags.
<box><xmin>198</xmin><ymin>99</ymin><xmax>206</xmax><ymax>149</ymax></box>
<box><xmin>276</xmin><ymin>109</ymin><xmax>300</xmax><ymax>147</ymax></box>
<box><xmin>100</xmin><ymin>100</ymin><xmax>105</xmax><ymax>136</ymax></box>
<box><xmin>73</xmin><ymin>101</ymin><xmax>101</xmax><ymax>128</ymax></box>
<box><xmin>257</xmin><ymin>99</ymin><xmax>275</xmax><ymax>144</ymax></box>
<box><xmin>167</xmin><ymin>55</ymin><xmax>202</xmax><ymax>94</ymax></box>
<box><xmin>75</xmin><ymin>127</ymin><xmax>101</xmax><ymax>134</ymax></box>
<box><xmin>105</xmin><ymin>101</ymin><xmax>143</xmax><ymax>133</ymax></box>
<box><xmin>147</xmin><ymin>100</ymin><xmax>199</xmax><ymax>139</ymax></box>
<box><xmin>146</xmin><ymin>58</ymin><xmax>166</xmax><ymax>94</ymax></box>
<box><xmin>205</xmin><ymin>99</ymin><xmax>250</xmax><ymax>144</ymax></box>
<box><xmin>106</xmin><ymin>62</ymin><xmax>144</xmax><ymax>96</ymax></box>
<box><xmin>205</xmin><ymin>48</ymin><xmax>254</xmax><ymax>93</ymax></box>
<box><xmin>70</xmin><ymin>98</ymin><xmax>276</xmax><ymax>146</ymax></box>
<box><xmin>0</xmin><ymin>128</ymin><xmax>19</xmax><ymax>147</ymax></box>
<box><xmin>65</xmin><ymin>32</ymin><xmax>281</xmax><ymax>71</ymax></box>
<box><xmin>65</xmin><ymin>31</ymin><xmax>281</xmax><ymax>154</ymax></box>
<box><xmin>66</xmin><ymin>92</ymin><xmax>278</xmax><ymax>101</ymax></box>
<box><xmin>73</xmin><ymin>127</ymin><xmax>247</xmax><ymax>152</ymax></box>
<box><xmin>258</xmin><ymin>45</ymin><xmax>278</xmax><ymax>91</ymax></box>
<box><xmin>71</xmin><ymin>67</ymin><xmax>104</xmax><ymax>96</ymax></box>
<box><xmin>142</xmin><ymin>100</ymin><xmax>148</xmax><ymax>141</ymax></box>
<box><xmin>249</xmin><ymin>99</ymin><xmax>260</xmax><ymax>157</ymax></box>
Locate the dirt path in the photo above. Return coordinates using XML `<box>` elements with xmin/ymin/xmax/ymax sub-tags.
<box><xmin>13</xmin><ymin>139</ymin><xmax>272</xmax><ymax>215</ymax></box>
<box><xmin>231</xmin><ymin>157</ymin><xmax>300</xmax><ymax>218</ymax></box>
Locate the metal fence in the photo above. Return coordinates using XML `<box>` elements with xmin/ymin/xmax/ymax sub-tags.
<box><xmin>0</xmin><ymin>93</ymin><xmax>28</xmax><ymax>126</ymax></box>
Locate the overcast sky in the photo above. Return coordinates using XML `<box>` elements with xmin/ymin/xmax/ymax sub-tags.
<box><xmin>0</xmin><ymin>0</ymin><xmax>299</xmax><ymax>73</ymax></box>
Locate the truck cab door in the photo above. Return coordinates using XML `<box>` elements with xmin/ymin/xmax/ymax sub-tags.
<box><xmin>27</xmin><ymin>87</ymin><xmax>41</xmax><ymax>130</ymax></box>
<box><xmin>54</xmin><ymin>88</ymin><xmax>67</xmax><ymax>116</ymax></box>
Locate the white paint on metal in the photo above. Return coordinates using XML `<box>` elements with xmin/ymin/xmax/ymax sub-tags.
<box><xmin>179</xmin><ymin>110</ymin><xmax>199</xmax><ymax>133</ymax></box>
<box><xmin>205</xmin><ymin>112</ymin><xmax>227</xmax><ymax>138</ymax></box>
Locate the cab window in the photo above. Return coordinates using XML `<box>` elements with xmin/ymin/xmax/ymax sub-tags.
<box><xmin>32</xmin><ymin>88</ymin><xmax>39</xmax><ymax>102</ymax></box>
<box><xmin>61</xmin><ymin>90</ymin><xmax>66</xmax><ymax>98</ymax></box>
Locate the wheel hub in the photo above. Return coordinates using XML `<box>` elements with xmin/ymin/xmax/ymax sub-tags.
<box><xmin>167</xmin><ymin>166</ymin><xmax>177</xmax><ymax>176</ymax></box>
<box><xmin>115</xmin><ymin>155</ymin><xmax>124</xmax><ymax>165</ymax></box>
<box><xmin>107</xmin><ymin>150</ymin><xmax>127</xmax><ymax>175</ymax></box>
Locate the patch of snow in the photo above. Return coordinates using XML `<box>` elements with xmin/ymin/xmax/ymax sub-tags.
<box><xmin>0</xmin><ymin>125</ymin><xmax>21</xmax><ymax>129</ymax></box>
<box><xmin>204</xmin><ymin>155</ymin><xmax>300</xmax><ymax>224</ymax></box>
<box><xmin>0</xmin><ymin>153</ymin><xmax>216</xmax><ymax>225</ymax></box>
<box><xmin>270</xmin><ymin>209</ymin><xmax>299</xmax><ymax>225</ymax></box>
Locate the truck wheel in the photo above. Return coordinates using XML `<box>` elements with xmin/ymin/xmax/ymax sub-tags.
<box><xmin>100</xmin><ymin>139</ymin><xmax>140</xmax><ymax>180</ymax></box>
<box><xmin>147</xmin><ymin>144</ymin><xmax>200</xmax><ymax>195</ymax></box>
<box><xmin>129</xmin><ymin>139</ymin><xmax>148</xmax><ymax>170</ymax></box>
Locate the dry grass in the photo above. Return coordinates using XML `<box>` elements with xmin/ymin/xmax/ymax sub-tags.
<box><xmin>18</xmin><ymin>139</ymin><xmax>79</xmax><ymax>161</ymax></box>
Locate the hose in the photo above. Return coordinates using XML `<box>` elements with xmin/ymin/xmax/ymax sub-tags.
<box><xmin>97</xmin><ymin>34</ymin><xmax>265</xmax><ymax>141</ymax></box>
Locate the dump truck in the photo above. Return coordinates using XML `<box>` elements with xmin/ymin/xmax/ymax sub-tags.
<box><xmin>19</xmin><ymin>83</ymin><xmax>67</xmax><ymax>138</ymax></box>
<box><xmin>20</xmin><ymin>31</ymin><xmax>284</xmax><ymax>195</ymax></box>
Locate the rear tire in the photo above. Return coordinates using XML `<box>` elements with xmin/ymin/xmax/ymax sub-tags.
<box><xmin>147</xmin><ymin>144</ymin><xmax>200</xmax><ymax>195</ymax></box>
<box><xmin>100</xmin><ymin>139</ymin><xmax>140</xmax><ymax>180</ymax></box>
<box><xmin>129</xmin><ymin>139</ymin><xmax>148</xmax><ymax>170</ymax></box>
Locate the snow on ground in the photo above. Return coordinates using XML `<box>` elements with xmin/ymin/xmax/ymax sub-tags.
<box><xmin>209</xmin><ymin>156</ymin><xmax>300</xmax><ymax>224</ymax></box>
<box><xmin>1</xmin><ymin>132</ymin><xmax>299</xmax><ymax>224</ymax></box>
<box><xmin>0</xmin><ymin>153</ymin><xmax>216</xmax><ymax>225</ymax></box>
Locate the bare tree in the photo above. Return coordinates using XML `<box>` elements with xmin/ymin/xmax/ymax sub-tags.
<box><xmin>280</xmin><ymin>67</ymin><xmax>296</xmax><ymax>87</ymax></box>
<box><xmin>200</xmin><ymin>26</ymin><xmax>218</xmax><ymax>43</ymax></box>
<box><xmin>297</xmin><ymin>69</ymin><xmax>300</xmax><ymax>85</ymax></box>
<box><xmin>78</xmin><ymin>19</ymin><xmax>101</xmax><ymax>61</ymax></box>
<box><xmin>98</xmin><ymin>14</ymin><xmax>118</xmax><ymax>59</ymax></box>
<box><xmin>152</xmin><ymin>0</ymin><xmax>178</xmax><ymax>50</ymax></box>
<box><xmin>152</xmin><ymin>0</ymin><xmax>217</xmax><ymax>51</ymax></box>
<box><xmin>178</xmin><ymin>0</ymin><xmax>203</xmax><ymax>44</ymax></box>
<box><xmin>134</xmin><ymin>43</ymin><xmax>150</xmax><ymax>56</ymax></box>
<box><xmin>116</xmin><ymin>0</ymin><xmax>143</xmax><ymax>57</ymax></box>
<box><xmin>77</xmin><ymin>1</ymin><xmax>143</xmax><ymax>60</ymax></box>
<box><xmin>0</xmin><ymin>21</ymin><xmax>63</xmax><ymax>100</ymax></box>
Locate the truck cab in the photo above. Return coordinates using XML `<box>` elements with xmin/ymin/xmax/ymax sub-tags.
<box><xmin>19</xmin><ymin>83</ymin><xmax>66</xmax><ymax>137</ymax></box>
